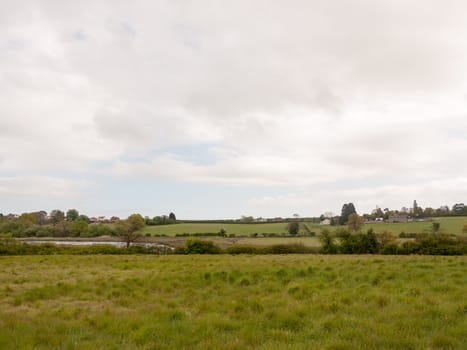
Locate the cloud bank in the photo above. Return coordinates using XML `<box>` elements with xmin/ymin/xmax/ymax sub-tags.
<box><xmin>1</xmin><ymin>1</ymin><xmax>467</xmax><ymax>217</ymax></box>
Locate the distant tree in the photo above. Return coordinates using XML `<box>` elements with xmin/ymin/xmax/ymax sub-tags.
<box><xmin>319</xmin><ymin>229</ymin><xmax>337</xmax><ymax>254</ymax></box>
<box><xmin>218</xmin><ymin>228</ymin><xmax>227</xmax><ymax>236</ymax></box>
<box><xmin>346</xmin><ymin>213</ymin><xmax>364</xmax><ymax>232</ymax></box>
<box><xmin>34</xmin><ymin>211</ymin><xmax>48</xmax><ymax>225</ymax></box>
<box><xmin>377</xmin><ymin>230</ymin><xmax>396</xmax><ymax>249</ymax></box>
<box><xmin>50</xmin><ymin>210</ymin><xmax>65</xmax><ymax>225</ymax></box>
<box><xmin>53</xmin><ymin>220</ymin><xmax>69</xmax><ymax>237</ymax></box>
<box><xmin>184</xmin><ymin>239</ymin><xmax>221</xmax><ymax>254</ymax></box>
<box><xmin>423</xmin><ymin>207</ymin><xmax>435</xmax><ymax>217</ymax></box>
<box><xmin>287</xmin><ymin>221</ymin><xmax>300</xmax><ymax>236</ymax></box>
<box><xmin>339</xmin><ymin>203</ymin><xmax>356</xmax><ymax>225</ymax></box>
<box><xmin>371</xmin><ymin>207</ymin><xmax>384</xmax><ymax>220</ymax></box>
<box><xmin>18</xmin><ymin>213</ymin><xmax>36</xmax><ymax>228</ymax></box>
<box><xmin>78</xmin><ymin>215</ymin><xmax>90</xmax><ymax>223</ymax></box>
<box><xmin>432</xmin><ymin>222</ymin><xmax>441</xmax><ymax>235</ymax></box>
<box><xmin>117</xmin><ymin>214</ymin><xmax>145</xmax><ymax>248</ymax></box>
<box><xmin>241</xmin><ymin>216</ymin><xmax>255</xmax><ymax>223</ymax></box>
<box><xmin>452</xmin><ymin>203</ymin><xmax>467</xmax><ymax>216</ymax></box>
<box><xmin>169</xmin><ymin>212</ymin><xmax>176</xmax><ymax>221</ymax></box>
<box><xmin>69</xmin><ymin>219</ymin><xmax>88</xmax><ymax>237</ymax></box>
<box><xmin>66</xmin><ymin>209</ymin><xmax>79</xmax><ymax>221</ymax></box>
<box><xmin>339</xmin><ymin>229</ymin><xmax>378</xmax><ymax>254</ymax></box>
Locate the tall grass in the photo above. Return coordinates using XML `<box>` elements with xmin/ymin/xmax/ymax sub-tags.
<box><xmin>0</xmin><ymin>255</ymin><xmax>465</xmax><ymax>349</ymax></box>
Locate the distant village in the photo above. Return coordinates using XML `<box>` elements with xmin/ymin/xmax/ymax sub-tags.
<box><xmin>1</xmin><ymin>201</ymin><xmax>466</xmax><ymax>227</ymax></box>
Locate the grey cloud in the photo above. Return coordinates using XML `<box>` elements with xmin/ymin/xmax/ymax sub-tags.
<box><xmin>13</xmin><ymin>0</ymin><xmax>465</xmax><ymax>118</ymax></box>
<box><xmin>1</xmin><ymin>0</ymin><xmax>467</xmax><ymax>199</ymax></box>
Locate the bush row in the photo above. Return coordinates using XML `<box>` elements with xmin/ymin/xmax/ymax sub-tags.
<box><xmin>175</xmin><ymin>240</ymin><xmax>320</xmax><ymax>254</ymax></box>
<box><xmin>2</xmin><ymin>223</ymin><xmax>117</xmax><ymax>238</ymax></box>
<box><xmin>320</xmin><ymin>229</ymin><xmax>467</xmax><ymax>255</ymax></box>
<box><xmin>1</xmin><ymin>235</ymin><xmax>465</xmax><ymax>256</ymax></box>
<box><xmin>0</xmin><ymin>242</ymin><xmax>170</xmax><ymax>255</ymax></box>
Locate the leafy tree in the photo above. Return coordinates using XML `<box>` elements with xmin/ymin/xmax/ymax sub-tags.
<box><xmin>169</xmin><ymin>212</ymin><xmax>176</xmax><ymax>221</ymax></box>
<box><xmin>218</xmin><ymin>228</ymin><xmax>227</xmax><ymax>236</ymax></box>
<box><xmin>53</xmin><ymin>220</ymin><xmax>69</xmax><ymax>237</ymax></box>
<box><xmin>117</xmin><ymin>214</ymin><xmax>145</xmax><ymax>248</ymax></box>
<box><xmin>69</xmin><ymin>219</ymin><xmax>89</xmax><ymax>237</ymax></box>
<box><xmin>339</xmin><ymin>229</ymin><xmax>378</xmax><ymax>254</ymax></box>
<box><xmin>319</xmin><ymin>229</ymin><xmax>337</xmax><ymax>254</ymax></box>
<box><xmin>50</xmin><ymin>210</ymin><xmax>65</xmax><ymax>225</ymax></box>
<box><xmin>347</xmin><ymin>213</ymin><xmax>364</xmax><ymax>232</ymax></box>
<box><xmin>184</xmin><ymin>239</ymin><xmax>221</xmax><ymax>254</ymax></box>
<box><xmin>339</xmin><ymin>203</ymin><xmax>356</xmax><ymax>225</ymax></box>
<box><xmin>287</xmin><ymin>221</ymin><xmax>300</xmax><ymax>236</ymax></box>
<box><xmin>432</xmin><ymin>222</ymin><xmax>441</xmax><ymax>234</ymax></box>
<box><xmin>378</xmin><ymin>230</ymin><xmax>396</xmax><ymax>249</ymax></box>
<box><xmin>240</xmin><ymin>216</ymin><xmax>255</xmax><ymax>223</ymax></box>
<box><xmin>66</xmin><ymin>209</ymin><xmax>79</xmax><ymax>221</ymax></box>
<box><xmin>423</xmin><ymin>207</ymin><xmax>435</xmax><ymax>217</ymax></box>
<box><xmin>34</xmin><ymin>211</ymin><xmax>48</xmax><ymax>225</ymax></box>
<box><xmin>78</xmin><ymin>214</ymin><xmax>90</xmax><ymax>223</ymax></box>
<box><xmin>18</xmin><ymin>213</ymin><xmax>36</xmax><ymax>228</ymax></box>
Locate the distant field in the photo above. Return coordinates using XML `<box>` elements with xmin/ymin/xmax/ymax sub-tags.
<box><xmin>1</xmin><ymin>255</ymin><xmax>465</xmax><ymax>349</ymax></box>
<box><xmin>363</xmin><ymin>216</ymin><xmax>467</xmax><ymax>235</ymax></box>
<box><xmin>141</xmin><ymin>217</ymin><xmax>467</xmax><ymax>237</ymax></box>
<box><xmin>141</xmin><ymin>222</ymin><xmax>292</xmax><ymax>236</ymax></box>
<box><xmin>235</xmin><ymin>236</ymin><xmax>322</xmax><ymax>247</ymax></box>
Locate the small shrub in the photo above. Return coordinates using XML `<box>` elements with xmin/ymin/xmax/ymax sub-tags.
<box><xmin>184</xmin><ymin>239</ymin><xmax>221</xmax><ymax>254</ymax></box>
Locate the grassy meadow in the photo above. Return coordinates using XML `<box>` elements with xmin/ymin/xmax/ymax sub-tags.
<box><xmin>142</xmin><ymin>222</ymin><xmax>291</xmax><ymax>236</ymax></box>
<box><xmin>141</xmin><ymin>216</ymin><xmax>467</xmax><ymax>237</ymax></box>
<box><xmin>1</xmin><ymin>255</ymin><xmax>466</xmax><ymax>349</ymax></box>
<box><xmin>363</xmin><ymin>216</ymin><xmax>467</xmax><ymax>235</ymax></box>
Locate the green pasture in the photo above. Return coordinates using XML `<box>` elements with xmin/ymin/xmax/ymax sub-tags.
<box><xmin>363</xmin><ymin>216</ymin><xmax>467</xmax><ymax>235</ymax></box>
<box><xmin>141</xmin><ymin>216</ymin><xmax>467</xmax><ymax>237</ymax></box>
<box><xmin>235</xmin><ymin>236</ymin><xmax>322</xmax><ymax>247</ymax></box>
<box><xmin>1</xmin><ymin>255</ymin><xmax>466</xmax><ymax>349</ymax></box>
<box><xmin>141</xmin><ymin>222</ymin><xmax>292</xmax><ymax>236</ymax></box>
<box><xmin>142</xmin><ymin>216</ymin><xmax>467</xmax><ymax>237</ymax></box>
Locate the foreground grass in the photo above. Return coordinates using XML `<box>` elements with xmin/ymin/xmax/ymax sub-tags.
<box><xmin>0</xmin><ymin>255</ymin><xmax>466</xmax><ymax>349</ymax></box>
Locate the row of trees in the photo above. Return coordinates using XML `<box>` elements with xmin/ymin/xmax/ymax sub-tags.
<box><xmin>0</xmin><ymin>211</ymin><xmax>146</xmax><ymax>248</ymax></box>
<box><xmin>363</xmin><ymin>202</ymin><xmax>467</xmax><ymax>221</ymax></box>
<box><xmin>145</xmin><ymin>213</ymin><xmax>176</xmax><ymax>225</ymax></box>
<box><xmin>319</xmin><ymin>228</ymin><xmax>466</xmax><ymax>255</ymax></box>
<box><xmin>0</xmin><ymin>209</ymin><xmax>177</xmax><ymax>238</ymax></box>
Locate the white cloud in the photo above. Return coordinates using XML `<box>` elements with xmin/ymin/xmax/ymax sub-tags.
<box><xmin>247</xmin><ymin>177</ymin><xmax>467</xmax><ymax>216</ymax></box>
<box><xmin>0</xmin><ymin>176</ymin><xmax>91</xmax><ymax>198</ymax></box>
<box><xmin>1</xmin><ymin>1</ymin><xmax>467</xmax><ymax>216</ymax></box>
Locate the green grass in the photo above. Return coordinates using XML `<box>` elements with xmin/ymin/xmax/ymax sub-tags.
<box><xmin>141</xmin><ymin>217</ymin><xmax>467</xmax><ymax>237</ymax></box>
<box><xmin>363</xmin><ymin>216</ymin><xmax>467</xmax><ymax>235</ymax></box>
<box><xmin>142</xmin><ymin>222</ymin><xmax>292</xmax><ymax>236</ymax></box>
<box><xmin>235</xmin><ymin>236</ymin><xmax>322</xmax><ymax>247</ymax></box>
<box><xmin>0</xmin><ymin>255</ymin><xmax>466</xmax><ymax>349</ymax></box>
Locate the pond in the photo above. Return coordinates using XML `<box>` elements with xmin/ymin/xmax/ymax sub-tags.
<box><xmin>21</xmin><ymin>240</ymin><xmax>174</xmax><ymax>250</ymax></box>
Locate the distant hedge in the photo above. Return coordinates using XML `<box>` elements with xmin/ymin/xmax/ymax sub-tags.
<box><xmin>1</xmin><ymin>234</ymin><xmax>465</xmax><ymax>255</ymax></box>
<box><xmin>0</xmin><ymin>242</ymin><xmax>171</xmax><ymax>255</ymax></box>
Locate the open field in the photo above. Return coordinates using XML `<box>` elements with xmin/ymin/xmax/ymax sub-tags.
<box><xmin>1</xmin><ymin>255</ymin><xmax>466</xmax><ymax>349</ymax></box>
<box><xmin>234</xmin><ymin>236</ymin><xmax>322</xmax><ymax>247</ymax></box>
<box><xmin>363</xmin><ymin>216</ymin><xmax>467</xmax><ymax>235</ymax></box>
<box><xmin>141</xmin><ymin>216</ymin><xmax>467</xmax><ymax>237</ymax></box>
<box><xmin>141</xmin><ymin>222</ymin><xmax>291</xmax><ymax>236</ymax></box>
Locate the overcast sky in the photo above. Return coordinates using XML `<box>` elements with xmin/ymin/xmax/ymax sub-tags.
<box><xmin>1</xmin><ymin>1</ymin><xmax>467</xmax><ymax>219</ymax></box>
